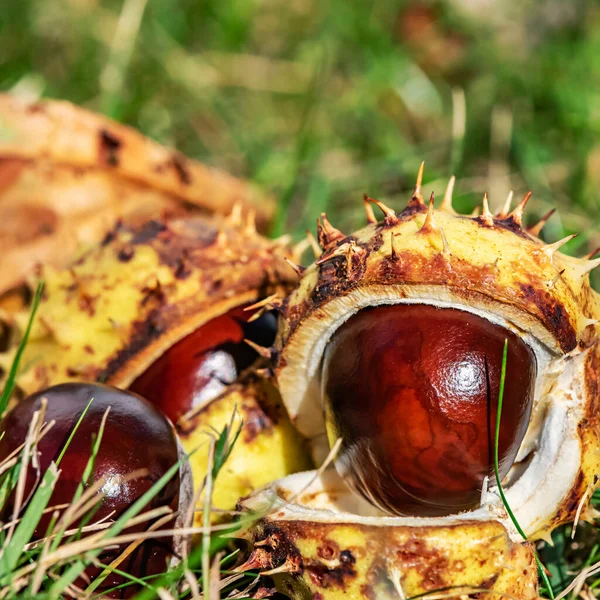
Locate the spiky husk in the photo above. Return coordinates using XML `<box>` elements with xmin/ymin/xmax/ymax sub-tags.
<box><xmin>0</xmin><ymin>215</ymin><xmax>311</xmax><ymax>512</ymax></box>
<box><xmin>276</xmin><ymin>179</ymin><xmax>600</xmax><ymax>541</ymax></box>
<box><xmin>1</xmin><ymin>216</ymin><xmax>296</xmax><ymax>394</ymax></box>
<box><xmin>180</xmin><ymin>373</ymin><xmax>312</xmax><ymax>522</ymax></box>
<box><xmin>237</xmin><ymin>470</ymin><xmax>539</xmax><ymax>599</ymax></box>
<box><xmin>0</xmin><ymin>93</ymin><xmax>274</xmax><ymax>295</ymax></box>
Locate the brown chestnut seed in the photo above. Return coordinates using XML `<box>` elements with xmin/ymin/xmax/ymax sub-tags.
<box><xmin>0</xmin><ymin>382</ymin><xmax>181</xmax><ymax>596</ymax></box>
<box><xmin>321</xmin><ymin>304</ymin><xmax>536</xmax><ymax>517</ymax></box>
<box><xmin>130</xmin><ymin>306</ymin><xmax>277</xmax><ymax>423</ymax></box>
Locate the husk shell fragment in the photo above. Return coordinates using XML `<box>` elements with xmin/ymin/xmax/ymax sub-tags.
<box><xmin>179</xmin><ymin>373</ymin><xmax>312</xmax><ymax>523</ymax></box>
<box><xmin>0</xmin><ymin>93</ymin><xmax>274</xmax><ymax>295</ymax></box>
<box><xmin>238</xmin><ymin>470</ymin><xmax>539</xmax><ymax>599</ymax></box>
<box><xmin>0</xmin><ymin>215</ymin><xmax>310</xmax><ymax>512</ymax></box>
<box><xmin>1</xmin><ymin>216</ymin><xmax>295</xmax><ymax>396</ymax></box>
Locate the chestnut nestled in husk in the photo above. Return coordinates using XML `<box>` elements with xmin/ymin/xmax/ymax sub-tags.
<box><xmin>276</xmin><ymin>169</ymin><xmax>600</xmax><ymax>542</ymax></box>
<box><xmin>202</xmin><ymin>168</ymin><xmax>595</xmax><ymax>598</ymax></box>
<box><xmin>0</xmin><ymin>383</ymin><xmax>182</xmax><ymax>596</ymax></box>
<box><xmin>0</xmin><ymin>215</ymin><xmax>311</xmax><ymax>518</ymax></box>
<box><xmin>322</xmin><ymin>304</ymin><xmax>536</xmax><ymax>516</ymax></box>
<box><xmin>130</xmin><ymin>307</ymin><xmax>277</xmax><ymax>423</ymax></box>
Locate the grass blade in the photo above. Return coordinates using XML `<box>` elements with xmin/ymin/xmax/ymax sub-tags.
<box><xmin>203</xmin><ymin>437</ymin><xmax>216</xmax><ymax>599</ymax></box>
<box><xmin>0</xmin><ymin>463</ymin><xmax>22</xmax><ymax>513</ymax></box>
<box><xmin>73</xmin><ymin>406</ymin><xmax>107</xmax><ymax>503</ymax></box>
<box><xmin>56</xmin><ymin>459</ymin><xmax>182</xmax><ymax>597</ymax></box>
<box><xmin>212</xmin><ymin>412</ymin><xmax>243</xmax><ymax>482</ymax></box>
<box><xmin>0</xmin><ymin>463</ymin><xmax>59</xmax><ymax>579</ymax></box>
<box><xmin>99</xmin><ymin>0</ymin><xmax>149</xmax><ymax>118</ymax></box>
<box><xmin>49</xmin><ymin>406</ymin><xmax>106</xmax><ymax>554</ymax></box>
<box><xmin>133</xmin><ymin>418</ymin><xmax>245</xmax><ymax>600</ymax></box>
<box><xmin>55</xmin><ymin>397</ymin><xmax>94</xmax><ymax>468</ymax></box>
<box><xmin>494</xmin><ymin>339</ymin><xmax>554</xmax><ymax>598</ymax></box>
<box><xmin>0</xmin><ymin>281</ymin><xmax>44</xmax><ymax>418</ymax></box>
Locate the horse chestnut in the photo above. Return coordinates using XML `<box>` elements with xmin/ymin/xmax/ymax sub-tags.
<box><xmin>321</xmin><ymin>304</ymin><xmax>536</xmax><ymax>516</ymax></box>
<box><xmin>130</xmin><ymin>307</ymin><xmax>277</xmax><ymax>423</ymax></box>
<box><xmin>0</xmin><ymin>383</ymin><xmax>181</xmax><ymax>596</ymax></box>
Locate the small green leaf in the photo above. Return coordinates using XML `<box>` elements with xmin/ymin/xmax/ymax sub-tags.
<box><xmin>212</xmin><ymin>418</ymin><xmax>243</xmax><ymax>482</ymax></box>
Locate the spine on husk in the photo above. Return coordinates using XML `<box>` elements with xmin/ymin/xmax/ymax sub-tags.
<box><xmin>0</xmin><ymin>213</ymin><xmax>312</xmax><ymax>518</ymax></box>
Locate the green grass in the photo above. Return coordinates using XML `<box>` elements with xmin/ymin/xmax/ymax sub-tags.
<box><xmin>0</xmin><ymin>289</ymin><xmax>250</xmax><ymax>598</ymax></box>
<box><xmin>2</xmin><ymin>0</ymin><xmax>599</xmax><ymax>289</ymax></box>
<box><xmin>2</xmin><ymin>1</ymin><xmax>600</xmax><ymax>597</ymax></box>
<box><xmin>494</xmin><ymin>340</ymin><xmax>553</xmax><ymax>598</ymax></box>
<box><xmin>0</xmin><ymin>282</ymin><xmax>43</xmax><ymax>417</ymax></box>
<box><xmin>0</xmin><ymin>395</ymin><xmax>249</xmax><ymax>599</ymax></box>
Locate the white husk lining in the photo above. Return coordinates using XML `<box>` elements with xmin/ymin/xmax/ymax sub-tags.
<box><xmin>277</xmin><ymin>285</ymin><xmax>587</xmax><ymax>539</ymax></box>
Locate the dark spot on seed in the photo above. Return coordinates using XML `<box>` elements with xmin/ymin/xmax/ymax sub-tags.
<box><xmin>317</xmin><ymin>542</ymin><xmax>339</xmax><ymax>561</ymax></box>
<box><xmin>494</xmin><ymin>216</ymin><xmax>532</xmax><ymax>238</ymax></box>
<box><xmin>99</xmin><ymin>310</ymin><xmax>164</xmax><ymax>382</ymax></box>
<box><xmin>519</xmin><ymin>283</ymin><xmax>577</xmax><ymax>351</ymax></box>
<box><xmin>130</xmin><ymin>220</ymin><xmax>168</xmax><ymax>245</ymax></box>
<box><xmin>99</xmin><ymin>129</ymin><xmax>122</xmax><ymax>167</ymax></box>
<box><xmin>174</xmin><ymin>256</ymin><xmax>192</xmax><ymax>279</ymax></box>
<box><xmin>118</xmin><ymin>245</ymin><xmax>135</xmax><ymax>262</ymax></box>
<box><xmin>101</xmin><ymin>221</ymin><xmax>124</xmax><ymax>247</ymax></box>
<box><xmin>171</xmin><ymin>153</ymin><xmax>192</xmax><ymax>185</ymax></box>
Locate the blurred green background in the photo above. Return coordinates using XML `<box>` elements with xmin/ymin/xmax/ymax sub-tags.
<box><xmin>3</xmin><ymin>4</ymin><xmax>600</xmax><ymax>595</ymax></box>
<box><xmin>2</xmin><ymin>0</ymin><xmax>600</xmax><ymax>280</ymax></box>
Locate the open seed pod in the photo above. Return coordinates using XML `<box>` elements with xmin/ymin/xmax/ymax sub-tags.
<box><xmin>0</xmin><ymin>214</ymin><xmax>311</xmax><ymax>516</ymax></box>
<box><xmin>237</xmin><ymin>470</ymin><xmax>539</xmax><ymax>599</ymax></box>
<box><xmin>0</xmin><ymin>93</ymin><xmax>274</xmax><ymax>297</ymax></box>
<box><xmin>272</xmin><ymin>167</ymin><xmax>600</xmax><ymax>544</ymax></box>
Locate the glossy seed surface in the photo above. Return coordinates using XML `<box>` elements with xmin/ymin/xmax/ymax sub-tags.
<box><xmin>130</xmin><ymin>307</ymin><xmax>277</xmax><ymax>423</ymax></box>
<box><xmin>321</xmin><ymin>304</ymin><xmax>536</xmax><ymax>516</ymax></box>
<box><xmin>0</xmin><ymin>382</ymin><xmax>180</xmax><ymax>596</ymax></box>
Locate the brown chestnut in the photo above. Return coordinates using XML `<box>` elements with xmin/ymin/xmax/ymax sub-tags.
<box><xmin>0</xmin><ymin>383</ymin><xmax>181</xmax><ymax>596</ymax></box>
<box><xmin>130</xmin><ymin>306</ymin><xmax>277</xmax><ymax>423</ymax></box>
<box><xmin>321</xmin><ymin>304</ymin><xmax>536</xmax><ymax>516</ymax></box>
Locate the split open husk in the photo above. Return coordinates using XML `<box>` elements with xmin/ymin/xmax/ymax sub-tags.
<box><xmin>275</xmin><ymin>172</ymin><xmax>600</xmax><ymax>543</ymax></box>
<box><xmin>1</xmin><ymin>214</ymin><xmax>312</xmax><ymax>517</ymax></box>
<box><xmin>237</xmin><ymin>469</ymin><xmax>539</xmax><ymax>599</ymax></box>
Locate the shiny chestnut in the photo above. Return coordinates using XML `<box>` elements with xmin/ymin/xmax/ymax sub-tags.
<box><xmin>130</xmin><ymin>306</ymin><xmax>277</xmax><ymax>423</ymax></box>
<box><xmin>321</xmin><ymin>304</ymin><xmax>536</xmax><ymax>516</ymax></box>
<box><xmin>0</xmin><ymin>383</ymin><xmax>181</xmax><ymax>597</ymax></box>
